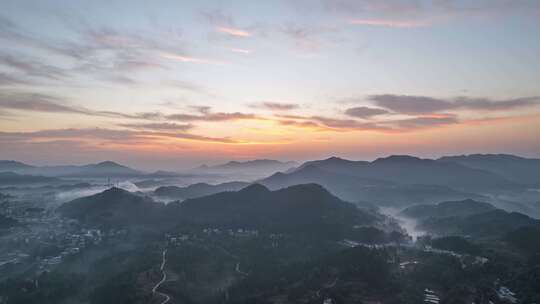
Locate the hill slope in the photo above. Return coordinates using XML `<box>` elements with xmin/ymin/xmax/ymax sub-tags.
<box><xmin>420</xmin><ymin>209</ymin><xmax>540</xmax><ymax>238</ymax></box>
<box><xmin>57</xmin><ymin>187</ymin><xmax>163</xmax><ymax>226</ymax></box>
<box><xmin>167</xmin><ymin>183</ymin><xmax>376</xmax><ymax>233</ymax></box>
<box><xmin>400</xmin><ymin>199</ymin><xmax>495</xmax><ymax>219</ymax></box>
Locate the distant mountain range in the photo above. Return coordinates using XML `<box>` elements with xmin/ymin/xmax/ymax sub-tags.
<box><xmin>0</xmin><ymin>159</ymin><xmax>299</xmax><ymax>180</ymax></box>
<box><xmin>191</xmin><ymin>159</ymin><xmax>298</xmax><ymax>180</ymax></box>
<box><xmin>438</xmin><ymin>154</ymin><xmax>540</xmax><ymax>184</ymax></box>
<box><xmin>294</xmin><ymin>155</ymin><xmax>514</xmax><ymax>189</ymax></box>
<box><xmin>0</xmin><ymin>160</ymin><xmax>141</xmax><ymax>177</ymax></box>
<box><xmin>0</xmin><ymin>172</ymin><xmax>62</xmax><ymax>185</ymax></box>
<box><xmin>197</xmin><ymin>159</ymin><xmax>297</xmax><ymax>170</ymax></box>
<box><xmin>257</xmin><ymin>155</ymin><xmax>523</xmax><ymax>206</ymax></box>
<box><xmin>0</xmin><ymin>160</ymin><xmax>35</xmax><ymax>171</ymax></box>
<box><xmin>3</xmin><ymin>154</ymin><xmax>540</xmax><ymax>212</ymax></box>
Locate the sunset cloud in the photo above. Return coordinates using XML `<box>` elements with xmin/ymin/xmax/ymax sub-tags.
<box><xmin>0</xmin><ymin>92</ymin><xmax>157</xmax><ymax>119</ymax></box>
<box><xmin>167</xmin><ymin>111</ymin><xmax>259</xmax><ymax>122</ymax></box>
<box><xmin>348</xmin><ymin>19</ymin><xmax>429</xmax><ymax>28</ymax></box>
<box><xmin>0</xmin><ymin>128</ymin><xmax>242</xmax><ymax>145</ymax></box>
<box><xmin>344</xmin><ymin>106</ymin><xmax>389</xmax><ymax>118</ymax></box>
<box><xmin>118</xmin><ymin>122</ymin><xmax>194</xmax><ymax>132</ymax></box>
<box><xmin>251</xmin><ymin>102</ymin><xmax>300</xmax><ymax>111</ymax></box>
<box><xmin>392</xmin><ymin>115</ymin><xmax>459</xmax><ymax>129</ymax></box>
<box><xmin>160</xmin><ymin>53</ymin><xmax>225</xmax><ymax>65</ymax></box>
<box><xmin>0</xmin><ymin>92</ymin><xmax>90</xmax><ymax>115</ymax></box>
<box><xmin>369</xmin><ymin>94</ymin><xmax>540</xmax><ymax>114</ymax></box>
<box><xmin>0</xmin><ymin>73</ymin><xmax>32</xmax><ymax>86</ymax></box>
<box><xmin>276</xmin><ymin>114</ymin><xmax>390</xmax><ymax>132</ymax></box>
<box><xmin>216</xmin><ymin>26</ymin><xmax>251</xmax><ymax>37</ymax></box>
<box><xmin>0</xmin><ymin>54</ymin><xmax>68</xmax><ymax>80</ymax></box>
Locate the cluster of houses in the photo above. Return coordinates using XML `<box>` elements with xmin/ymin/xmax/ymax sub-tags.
<box><xmin>497</xmin><ymin>286</ymin><xmax>517</xmax><ymax>303</ymax></box>
<box><xmin>424</xmin><ymin>288</ymin><xmax>440</xmax><ymax>304</ymax></box>
<box><xmin>423</xmin><ymin>245</ymin><xmax>489</xmax><ymax>268</ymax></box>
<box><xmin>0</xmin><ymin>225</ymin><xmax>127</xmax><ymax>273</ymax></box>
<box><xmin>0</xmin><ymin>251</ymin><xmax>30</xmax><ymax>268</ymax></box>
<box><xmin>36</xmin><ymin>229</ymin><xmax>103</xmax><ymax>272</ymax></box>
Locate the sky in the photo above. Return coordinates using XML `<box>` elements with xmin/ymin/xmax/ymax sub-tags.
<box><xmin>0</xmin><ymin>0</ymin><xmax>539</xmax><ymax>170</ymax></box>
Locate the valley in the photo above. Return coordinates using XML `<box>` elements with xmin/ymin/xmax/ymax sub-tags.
<box><xmin>0</xmin><ymin>154</ymin><xmax>540</xmax><ymax>303</ymax></box>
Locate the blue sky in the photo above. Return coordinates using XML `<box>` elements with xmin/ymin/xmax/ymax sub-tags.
<box><xmin>0</xmin><ymin>0</ymin><xmax>539</xmax><ymax>169</ymax></box>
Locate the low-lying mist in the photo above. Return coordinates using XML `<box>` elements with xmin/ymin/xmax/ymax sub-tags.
<box><xmin>380</xmin><ymin>207</ymin><xmax>426</xmax><ymax>240</ymax></box>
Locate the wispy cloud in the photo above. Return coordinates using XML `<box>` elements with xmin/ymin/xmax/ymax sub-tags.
<box><xmin>391</xmin><ymin>115</ymin><xmax>459</xmax><ymax>129</ymax></box>
<box><xmin>276</xmin><ymin>114</ymin><xmax>390</xmax><ymax>132</ymax></box>
<box><xmin>348</xmin><ymin>18</ymin><xmax>429</xmax><ymax>28</ymax></box>
<box><xmin>0</xmin><ymin>73</ymin><xmax>32</xmax><ymax>87</ymax></box>
<box><xmin>0</xmin><ymin>92</ymin><xmax>90</xmax><ymax>115</ymax></box>
<box><xmin>0</xmin><ymin>16</ymin><xmax>185</xmax><ymax>87</ymax></box>
<box><xmin>251</xmin><ymin>101</ymin><xmax>300</xmax><ymax>111</ymax></box>
<box><xmin>118</xmin><ymin>122</ymin><xmax>194</xmax><ymax>132</ymax></box>
<box><xmin>369</xmin><ymin>94</ymin><xmax>540</xmax><ymax>114</ymax></box>
<box><xmin>0</xmin><ymin>91</ymin><xmax>159</xmax><ymax>119</ymax></box>
<box><xmin>216</xmin><ymin>26</ymin><xmax>251</xmax><ymax>37</ymax></box>
<box><xmin>0</xmin><ymin>54</ymin><xmax>68</xmax><ymax>80</ymax></box>
<box><xmin>160</xmin><ymin>52</ymin><xmax>226</xmax><ymax>65</ymax></box>
<box><xmin>167</xmin><ymin>111</ymin><xmax>259</xmax><ymax>122</ymax></box>
<box><xmin>0</xmin><ymin>127</ymin><xmax>243</xmax><ymax>146</ymax></box>
<box><xmin>202</xmin><ymin>9</ymin><xmax>254</xmax><ymax>39</ymax></box>
<box><xmin>344</xmin><ymin>106</ymin><xmax>389</xmax><ymax>118</ymax></box>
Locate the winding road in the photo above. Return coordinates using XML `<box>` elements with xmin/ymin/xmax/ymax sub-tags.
<box><xmin>235</xmin><ymin>262</ymin><xmax>248</xmax><ymax>276</ymax></box>
<box><xmin>151</xmin><ymin>248</ymin><xmax>170</xmax><ymax>304</ymax></box>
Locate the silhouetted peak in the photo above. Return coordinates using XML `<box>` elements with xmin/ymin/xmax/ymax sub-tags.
<box><xmin>100</xmin><ymin>187</ymin><xmax>131</xmax><ymax>197</ymax></box>
<box><xmin>441</xmin><ymin>154</ymin><xmax>526</xmax><ymax>161</ymax></box>
<box><xmin>373</xmin><ymin>155</ymin><xmax>424</xmax><ymax>163</ymax></box>
<box><xmin>94</xmin><ymin>161</ymin><xmax>124</xmax><ymax>168</ymax></box>
<box><xmin>188</xmin><ymin>182</ymin><xmax>212</xmax><ymax>187</ymax></box>
<box><xmin>284</xmin><ymin>183</ymin><xmax>328</xmax><ymax>193</ymax></box>
<box><xmin>0</xmin><ymin>160</ymin><xmax>34</xmax><ymax>168</ymax></box>
<box><xmin>239</xmin><ymin>183</ymin><xmax>269</xmax><ymax>195</ymax></box>
<box><xmin>267</xmin><ymin>171</ymin><xmax>286</xmax><ymax>178</ymax></box>
<box><xmin>324</xmin><ymin>156</ymin><xmax>346</xmax><ymax>162</ymax></box>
